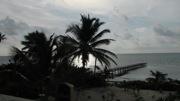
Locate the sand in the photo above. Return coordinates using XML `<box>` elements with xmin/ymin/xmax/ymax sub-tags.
<box><xmin>0</xmin><ymin>86</ymin><xmax>179</xmax><ymax>101</ymax></box>
<box><xmin>0</xmin><ymin>94</ymin><xmax>35</xmax><ymax>101</ymax></box>
<box><xmin>77</xmin><ymin>86</ymin><xmax>180</xmax><ymax>101</ymax></box>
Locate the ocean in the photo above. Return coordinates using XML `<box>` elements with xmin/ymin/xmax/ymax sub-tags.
<box><xmin>0</xmin><ymin>53</ymin><xmax>180</xmax><ymax>81</ymax></box>
<box><xmin>112</xmin><ymin>53</ymin><xmax>180</xmax><ymax>81</ymax></box>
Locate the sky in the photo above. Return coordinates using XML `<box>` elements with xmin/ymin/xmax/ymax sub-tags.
<box><xmin>0</xmin><ymin>0</ymin><xmax>180</xmax><ymax>56</ymax></box>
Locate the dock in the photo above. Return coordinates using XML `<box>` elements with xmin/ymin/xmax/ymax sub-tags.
<box><xmin>100</xmin><ymin>63</ymin><xmax>147</xmax><ymax>78</ymax></box>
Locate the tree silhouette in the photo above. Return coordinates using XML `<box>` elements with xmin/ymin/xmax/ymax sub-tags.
<box><xmin>148</xmin><ymin>70</ymin><xmax>168</xmax><ymax>83</ymax></box>
<box><xmin>66</xmin><ymin>14</ymin><xmax>117</xmax><ymax>69</ymax></box>
<box><xmin>146</xmin><ymin>70</ymin><xmax>168</xmax><ymax>90</ymax></box>
<box><xmin>53</xmin><ymin>35</ymin><xmax>77</xmax><ymax>67</ymax></box>
<box><xmin>21</xmin><ymin>31</ymin><xmax>58</xmax><ymax>77</ymax></box>
<box><xmin>0</xmin><ymin>32</ymin><xmax>6</xmax><ymax>43</ymax></box>
<box><xmin>11</xmin><ymin>47</ymin><xmax>31</xmax><ymax>66</ymax></box>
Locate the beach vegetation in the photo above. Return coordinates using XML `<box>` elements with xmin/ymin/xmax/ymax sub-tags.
<box><xmin>0</xmin><ymin>14</ymin><xmax>116</xmax><ymax>99</ymax></box>
<box><xmin>0</xmin><ymin>32</ymin><xmax>6</xmax><ymax>43</ymax></box>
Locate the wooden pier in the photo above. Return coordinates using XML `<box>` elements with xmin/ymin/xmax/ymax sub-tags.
<box><xmin>100</xmin><ymin>63</ymin><xmax>147</xmax><ymax>78</ymax></box>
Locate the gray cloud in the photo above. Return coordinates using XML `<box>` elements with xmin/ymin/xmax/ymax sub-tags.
<box><xmin>0</xmin><ymin>17</ymin><xmax>65</xmax><ymax>36</ymax></box>
<box><xmin>0</xmin><ymin>17</ymin><xmax>32</xmax><ymax>35</ymax></box>
<box><xmin>154</xmin><ymin>24</ymin><xmax>180</xmax><ymax>39</ymax></box>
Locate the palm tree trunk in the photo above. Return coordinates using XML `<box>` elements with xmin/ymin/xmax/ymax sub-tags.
<box><xmin>82</xmin><ymin>62</ymin><xmax>85</xmax><ymax>68</ymax></box>
<box><xmin>94</xmin><ymin>58</ymin><xmax>97</xmax><ymax>74</ymax></box>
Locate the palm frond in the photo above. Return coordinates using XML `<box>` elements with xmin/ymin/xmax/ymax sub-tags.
<box><xmin>66</xmin><ymin>24</ymin><xmax>81</xmax><ymax>40</ymax></box>
<box><xmin>11</xmin><ymin>47</ymin><xmax>30</xmax><ymax>65</ymax></box>
<box><xmin>94</xmin><ymin>48</ymin><xmax>117</xmax><ymax>58</ymax></box>
<box><xmin>68</xmin><ymin>50</ymin><xmax>82</xmax><ymax>64</ymax></box>
<box><xmin>66</xmin><ymin>35</ymin><xmax>79</xmax><ymax>46</ymax></box>
<box><xmin>90</xmin><ymin>29</ymin><xmax>110</xmax><ymax>43</ymax></box>
<box><xmin>90</xmin><ymin>18</ymin><xmax>105</xmax><ymax>35</ymax></box>
<box><xmin>94</xmin><ymin>50</ymin><xmax>117</xmax><ymax>65</ymax></box>
<box><xmin>91</xmin><ymin>39</ymin><xmax>115</xmax><ymax>47</ymax></box>
<box><xmin>91</xmin><ymin>51</ymin><xmax>111</xmax><ymax>67</ymax></box>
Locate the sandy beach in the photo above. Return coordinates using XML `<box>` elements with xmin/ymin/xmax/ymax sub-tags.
<box><xmin>0</xmin><ymin>94</ymin><xmax>35</xmax><ymax>101</ymax></box>
<box><xmin>0</xmin><ymin>86</ymin><xmax>179</xmax><ymax>101</ymax></box>
<box><xmin>77</xmin><ymin>86</ymin><xmax>179</xmax><ymax>101</ymax></box>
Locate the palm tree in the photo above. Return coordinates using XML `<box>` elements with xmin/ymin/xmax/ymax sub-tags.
<box><xmin>21</xmin><ymin>31</ymin><xmax>58</xmax><ymax>76</ymax></box>
<box><xmin>66</xmin><ymin>14</ymin><xmax>117</xmax><ymax>71</ymax></box>
<box><xmin>146</xmin><ymin>70</ymin><xmax>168</xmax><ymax>90</ymax></box>
<box><xmin>16</xmin><ymin>31</ymin><xmax>64</xmax><ymax>96</ymax></box>
<box><xmin>149</xmin><ymin>70</ymin><xmax>168</xmax><ymax>83</ymax></box>
<box><xmin>0</xmin><ymin>32</ymin><xmax>6</xmax><ymax>43</ymax></box>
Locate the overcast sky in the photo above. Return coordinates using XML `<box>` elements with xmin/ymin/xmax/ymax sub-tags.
<box><xmin>0</xmin><ymin>0</ymin><xmax>180</xmax><ymax>56</ymax></box>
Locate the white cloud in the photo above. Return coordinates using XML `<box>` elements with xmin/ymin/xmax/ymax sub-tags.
<box><xmin>53</xmin><ymin>0</ymin><xmax>111</xmax><ymax>14</ymax></box>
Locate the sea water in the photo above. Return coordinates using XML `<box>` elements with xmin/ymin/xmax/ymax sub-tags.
<box><xmin>0</xmin><ymin>53</ymin><xmax>180</xmax><ymax>81</ymax></box>
<box><xmin>111</xmin><ymin>53</ymin><xmax>180</xmax><ymax>81</ymax></box>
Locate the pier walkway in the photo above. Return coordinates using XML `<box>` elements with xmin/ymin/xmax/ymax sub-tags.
<box><xmin>100</xmin><ymin>63</ymin><xmax>147</xmax><ymax>78</ymax></box>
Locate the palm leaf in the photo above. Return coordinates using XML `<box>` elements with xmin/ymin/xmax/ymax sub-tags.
<box><xmin>11</xmin><ymin>47</ymin><xmax>31</xmax><ymax>65</ymax></box>
<box><xmin>91</xmin><ymin>39</ymin><xmax>115</xmax><ymax>47</ymax></box>
<box><xmin>91</xmin><ymin>51</ymin><xmax>111</xmax><ymax>67</ymax></box>
<box><xmin>66</xmin><ymin>24</ymin><xmax>81</xmax><ymax>40</ymax></box>
<box><xmin>90</xmin><ymin>29</ymin><xmax>110</xmax><ymax>43</ymax></box>
<box><xmin>94</xmin><ymin>48</ymin><xmax>117</xmax><ymax>58</ymax></box>
<box><xmin>93</xmin><ymin>50</ymin><xmax>117</xmax><ymax>65</ymax></box>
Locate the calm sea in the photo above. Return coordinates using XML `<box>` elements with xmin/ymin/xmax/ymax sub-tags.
<box><xmin>111</xmin><ymin>53</ymin><xmax>180</xmax><ymax>81</ymax></box>
<box><xmin>0</xmin><ymin>53</ymin><xmax>180</xmax><ymax>81</ymax></box>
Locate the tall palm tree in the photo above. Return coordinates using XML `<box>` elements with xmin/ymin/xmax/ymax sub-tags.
<box><xmin>16</xmin><ymin>31</ymin><xmax>63</xmax><ymax>96</ymax></box>
<box><xmin>66</xmin><ymin>14</ymin><xmax>117</xmax><ymax>70</ymax></box>
<box><xmin>21</xmin><ymin>31</ymin><xmax>57</xmax><ymax>76</ymax></box>
<box><xmin>0</xmin><ymin>32</ymin><xmax>6</xmax><ymax>43</ymax></box>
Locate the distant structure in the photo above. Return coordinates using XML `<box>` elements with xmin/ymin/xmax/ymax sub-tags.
<box><xmin>56</xmin><ymin>83</ymin><xmax>75</xmax><ymax>101</ymax></box>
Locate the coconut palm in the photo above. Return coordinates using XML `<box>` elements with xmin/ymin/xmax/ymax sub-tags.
<box><xmin>15</xmin><ymin>31</ymin><xmax>64</xmax><ymax>96</ymax></box>
<box><xmin>149</xmin><ymin>70</ymin><xmax>168</xmax><ymax>83</ymax></box>
<box><xmin>66</xmin><ymin>14</ymin><xmax>117</xmax><ymax>70</ymax></box>
<box><xmin>21</xmin><ymin>31</ymin><xmax>58</xmax><ymax>76</ymax></box>
<box><xmin>0</xmin><ymin>32</ymin><xmax>6</xmax><ymax>43</ymax></box>
<box><xmin>146</xmin><ymin>70</ymin><xmax>168</xmax><ymax>91</ymax></box>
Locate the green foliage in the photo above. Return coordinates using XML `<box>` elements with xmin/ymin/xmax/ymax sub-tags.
<box><xmin>53</xmin><ymin>64</ymin><xmax>106</xmax><ymax>88</ymax></box>
<box><xmin>0</xmin><ymin>63</ymin><xmax>39</xmax><ymax>99</ymax></box>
